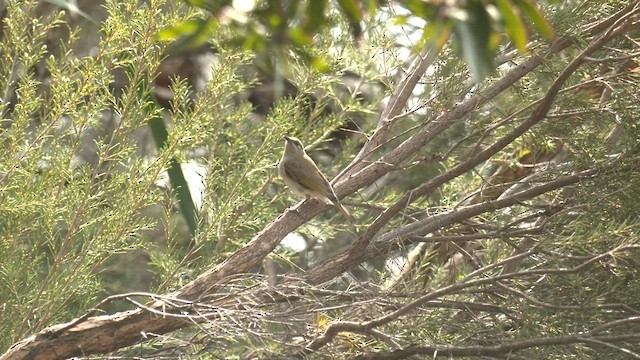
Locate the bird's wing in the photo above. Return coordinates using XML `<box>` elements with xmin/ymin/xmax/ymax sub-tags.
<box><xmin>283</xmin><ymin>160</ymin><xmax>335</xmax><ymax>199</ymax></box>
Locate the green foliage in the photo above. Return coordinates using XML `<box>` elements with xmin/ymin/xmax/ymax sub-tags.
<box><xmin>2</xmin><ymin>0</ymin><xmax>640</xmax><ymax>358</ymax></box>
<box><xmin>0</xmin><ymin>0</ymin><xmax>203</xmax><ymax>347</ymax></box>
<box><xmin>0</xmin><ymin>3</ymin><xmax>381</xmax><ymax>347</ymax></box>
<box><xmin>161</xmin><ymin>0</ymin><xmax>554</xmax><ymax>80</ymax></box>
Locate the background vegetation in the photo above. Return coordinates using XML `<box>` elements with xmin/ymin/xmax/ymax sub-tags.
<box><xmin>1</xmin><ymin>0</ymin><xmax>639</xmax><ymax>359</ymax></box>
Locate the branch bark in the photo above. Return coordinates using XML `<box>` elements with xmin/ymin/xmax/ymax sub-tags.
<box><xmin>351</xmin><ymin>332</ymin><xmax>640</xmax><ymax>359</ymax></box>
<box><xmin>304</xmin><ymin>243</ymin><xmax>639</xmax><ymax>354</ymax></box>
<box><xmin>2</xmin><ymin>2</ymin><xmax>639</xmax><ymax>359</ymax></box>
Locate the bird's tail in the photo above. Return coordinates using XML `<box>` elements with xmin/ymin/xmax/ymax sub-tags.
<box><xmin>321</xmin><ymin>191</ymin><xmax>355</xmax><ymax>222</ymax></box>
<box><xmin>334</xmin><ymin>201</ymin><xmax>355</xmax><ymax>223</ymax></box>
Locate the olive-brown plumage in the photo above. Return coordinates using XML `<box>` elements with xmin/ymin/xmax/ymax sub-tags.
<box><xmin>279</xmin><ymin>136</ymin><xmax>353</xmax><ymax>220</ymax></box>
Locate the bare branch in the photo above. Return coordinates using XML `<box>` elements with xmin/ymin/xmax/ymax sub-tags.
<box><xmin>303</xmin><ymin>245</ymin><xmax>639</xmax><ymax>354</ymax></box>
<box><xmin>350</xmin><ymin>332</ymin><xmax>640</xmax><ymax>359</ymax></box>
<box><xmin>3</xmin><ymin>3</ymin><xmax>639</xmax><ymax>359</ymax></box>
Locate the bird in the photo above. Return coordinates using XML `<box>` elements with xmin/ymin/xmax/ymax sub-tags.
<box><xmin>278</xmin><ymin>135</ymin><xmax>353</xmax><ymax>221</ymax></box>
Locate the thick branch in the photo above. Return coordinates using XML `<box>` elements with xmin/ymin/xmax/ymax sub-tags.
<box><xmin>351</xmin><ymin>333</ymin><xmax>640</xmax><ymax>359</ymax></box>
<box><xmin>305</xmin><ymin>157</ymin><xmax>631</xmax><ymax>284</ymax></box>
<box><xmin>336</xmin><ymin>46</ymin><xmax>437</xmax><ymax>180</ymax></box>
<box><xmin>305</xmin><ymin>244</ymin><xmax>638</xmax><ymax>353</ymax></box>
<box><xmin>346</xmin><ymin>11</ymin><xmax>637</xmax><ymax>255</ymax></box>
<box><xmin>2</xmin><ymin>3</ymin><xmax>638</xmax><ymax>359</ymax></box>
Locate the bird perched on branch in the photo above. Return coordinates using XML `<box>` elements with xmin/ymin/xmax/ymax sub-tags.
<box><xmin>279</xmin><ymin>135</ymin><xmax>353</xmax><ymax>221</ymax></box>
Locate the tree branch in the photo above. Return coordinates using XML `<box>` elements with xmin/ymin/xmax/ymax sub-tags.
<box><xmin>303</xmin><ymin>244</ymin><xmax>639</xmax><ymax>354</ymax></box>
<box><xmin>351</xmin><ymin>332</ymin><xmax>640</xmax><ymax>359</ymax></box>
<box><xmin>2</xmin><ymin>3</ymin><xmax>639</xmax><ymax>359</ymax></box>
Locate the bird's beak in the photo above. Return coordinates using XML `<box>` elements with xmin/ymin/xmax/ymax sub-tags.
<box><xmin>283</xmin><ymin>135</ymin><xmax>292</xmax><ymax>142</ymax></box>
